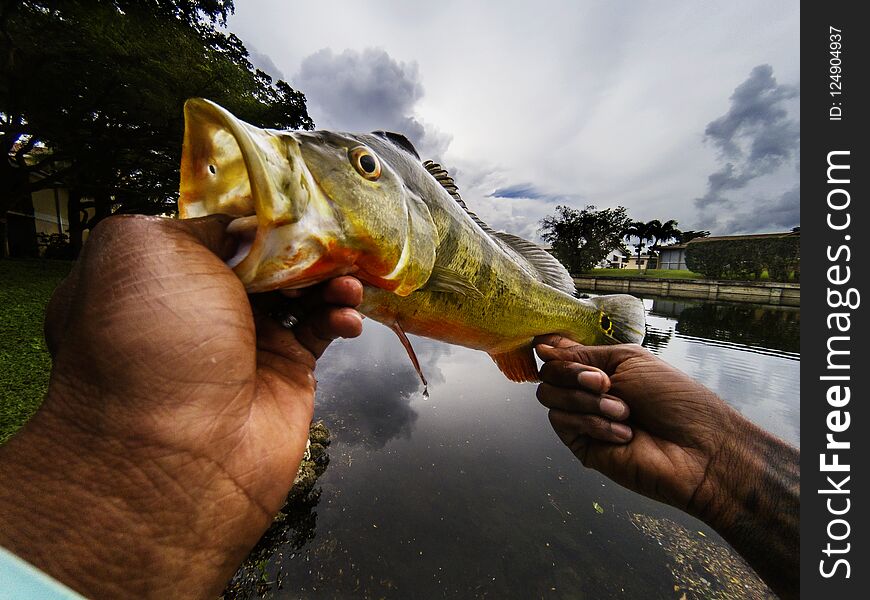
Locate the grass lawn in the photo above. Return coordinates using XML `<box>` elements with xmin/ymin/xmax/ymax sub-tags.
<box><xmin>583</xmin><ymin>268</ymin><xmax>703</xmax><ymax>279</ymax></box>
<box><xmin>0</xmin><ymin>258</ymin><xmax>72</xmax><ymax>444</ymax></box>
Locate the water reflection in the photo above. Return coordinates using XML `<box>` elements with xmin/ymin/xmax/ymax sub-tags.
<box><xmin>641</xmin><ymin>324</ymin><xmax>673</xmax><ymax>353</ymax></box>
<box><xmin>648</xmin><ymin>298</ymin><xmax>799</xmax><ymax>356</ymax></box>
<box><xmin>257</xmin><ymin>295</ymin><xmax>799</xmax><ymax>598</ymax></box>
<box><xmin>638</xmin><ymin>297</ymin><xmax>800</xmax><ymax>444</ymax></box>
<box><xmin>315</xmin><ymin>325</ymin><xmax>451</xmax><ymax>448</ymax></box>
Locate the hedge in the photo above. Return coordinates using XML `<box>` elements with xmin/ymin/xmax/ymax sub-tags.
<box><xmin>685</xmin><ymin>235</ymin><xmax>799</xmax><ymax>282</ymax></box>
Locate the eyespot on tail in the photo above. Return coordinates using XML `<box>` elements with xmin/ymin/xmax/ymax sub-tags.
<box><xmin>589</xmin><ymin>294</ymin><xmax>646</xmax><ymax>345</ymax></box>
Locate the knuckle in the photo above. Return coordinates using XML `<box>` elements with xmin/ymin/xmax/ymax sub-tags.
<box><xmin>622</xmin><ymin>343</ymin><xmax>649</xmax><ymax>359</ymax></box>
<box><xmin>88</xmin><ymin>214</ymin><xmax>153</xmax><ymax>248</ymax></box>
<box><xmin>582</xmin><ymin>415</ymin><xmax>611</xmax><ymax>436</ymax></box>
<box><xmin>566</xmin><ymin>346</ymin><xmax>589</xmax><ymax>363</ymax></box>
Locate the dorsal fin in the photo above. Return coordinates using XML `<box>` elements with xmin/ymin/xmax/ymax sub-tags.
<box><xmin>423</xmin><ymin>160</ymin><xmax>463</xmax><ymax>204</ymax></box>
<box><xmin>423</xmin><ymin>160</ymin><xmax>496</xmax><ymax>233</ymax></box>
<box><xmin>422</xmin><ymin>159</ymin><xmax>575</xmax><ymax>296</ymax></box>
<box><xmin>492</xmin><ymin>232</ymin><xmax>576</xmax><ymax>295</ymax></box>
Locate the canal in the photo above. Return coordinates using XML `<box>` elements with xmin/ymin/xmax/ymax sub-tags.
<box><xmin>233</xmin><ymin>294</ymin><xmax>799</xmax><ymax>599</ymax></box>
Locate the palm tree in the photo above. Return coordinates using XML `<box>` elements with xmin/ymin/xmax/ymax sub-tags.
<box><xmin>678</xmin><ymin>230</ymin><xmax>710</xmax><ymax>243</ymax></box>
<box><xmin>648</xmin><ymin>219</ymin><xmax>682</xmax><ymax>266</ymax></box>
<box><xmin>624</xmin><ymin>221</ymin><xmax>654</xmax><ymax>272</ymax></box>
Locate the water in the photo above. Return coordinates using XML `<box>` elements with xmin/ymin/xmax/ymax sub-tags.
<box><xmin>254</xmin><ymin>295</ymin><xmax>799</xmax><ymax>598</ymax></box>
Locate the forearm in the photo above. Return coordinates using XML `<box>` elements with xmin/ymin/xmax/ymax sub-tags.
<box><xmin>692</xmin><ymin>415</ymin><xmax>800</xmax><ymax>599</ymax></box>
<box><xmin>0</xmin><ymin>402</ymin><xmax>269</xmax><ymax>599</ymax></box>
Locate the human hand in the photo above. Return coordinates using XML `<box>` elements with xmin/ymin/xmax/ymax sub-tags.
<box><xmin>534</xmin><ymin>335</ymin><xmax>742</xmax><ymax>519</ymax></box>
<box><xmin>0</xmin><ymin>215</ymin><xmax>362</xmax><ymax>598</ymax></box>
<box><xmin>534</xmin><ymin>336</ymin><xmax>800</xmax><ymax>599</ymax></box>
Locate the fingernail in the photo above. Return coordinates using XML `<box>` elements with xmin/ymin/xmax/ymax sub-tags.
<box><xmin>599</xmin><ymin>397</ymin><xmax>626</xmax><ymax>419</ymax></box>
<box><xmin>610</xmin><ymin>422</ymin><xmax>632</xmax><ymax>441</ymax></box>
<box><xmin>538</xmin><ymin>344</ymin><xmax>554</xmax><ymax>349</ymax></box>
<box><xmin>578</xmin><ymin>370</ymin><xmax>604</xmax><ymax>391</ymax></box>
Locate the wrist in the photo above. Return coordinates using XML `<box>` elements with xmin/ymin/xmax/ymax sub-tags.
<box><xmin>0</xmin><ymin>406</ymin><xmax>154</xmax><ymax>597</ymax></box>
<box><xmin>686</xmin><ymin>407</ymin><xmax>753</xmax><ymax>529</ymax></box>
<box><xmin>688</xmin><ymin>410</ymin><xmax>800</xmax><ymax>598</ymax></box>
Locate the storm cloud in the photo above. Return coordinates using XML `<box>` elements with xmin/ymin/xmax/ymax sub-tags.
<box><xmin>293</xmin><ymin>47</ymin><xmax>450</xmax><ymax>159</ymax></box>
<box><xmin>694</xmin><ymin>65</ymin><xmax>799</xmax><ymax>231</ymax></box>
<box><xmin>719</xmin><ymin>185</ymin><xmax>800</xmax><ymax>235</ymax></box>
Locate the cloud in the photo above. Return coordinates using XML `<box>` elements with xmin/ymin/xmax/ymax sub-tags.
<box><xmin>293</xmin><ymin>48</ymin><xmax>450</xmax><ymax>159</ymax></box>
<box><xmin>247</xmin><ymin>47</ymin><xmax>286</xmax><ymax>81</ymax></box>
<box><xmin>313</xmin><ymin>324</ymin><xmax>450</xmax><ymax>448</ymax></box>
<box><xmin>719</xmin><ymin>185</ymin><xmax>800</xmax><ymax>234</ymax></box>
<box><xmin>693</xmin><ymin>65</ymin><xmax>799</xmax><ymax>226</ymax></box>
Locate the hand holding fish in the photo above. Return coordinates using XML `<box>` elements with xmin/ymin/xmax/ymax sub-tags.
<box><xmin>533</xmin><ymin>335</ymin><xmax>800</xmax><ymax>600</ymax></box>
<box><xmin>0</xmin><ymin>214</ymin><xmax>363</xmax><ymax>598</ymax></box>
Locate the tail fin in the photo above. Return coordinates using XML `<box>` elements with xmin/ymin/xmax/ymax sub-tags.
<box><xmin>589</xmin><ymin>294</ymin><xmax>646</xmax><ymax>345</ymax></box>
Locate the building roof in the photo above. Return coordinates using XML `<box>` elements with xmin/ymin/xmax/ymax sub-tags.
<box><xmin>686</xmin><ymin>231</ymin><xmax>799</xmax><ymax>244</ymax></box>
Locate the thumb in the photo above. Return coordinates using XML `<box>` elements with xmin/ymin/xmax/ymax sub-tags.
<box><xmin>169</xmin><ymin>214</ymin><xmax>238</xmax><ymax>262</ymax></box>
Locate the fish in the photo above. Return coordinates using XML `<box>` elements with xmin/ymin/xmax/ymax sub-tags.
<box><xmin>178</xmin><ymin>98</ymin><xmax>646</xmax><ymax>384</ymax></box>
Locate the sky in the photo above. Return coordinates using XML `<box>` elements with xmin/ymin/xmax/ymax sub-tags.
<box><xmin>226</xmin><ymin>0</ymin><xmax>800</xmax><ymax>241</ymax></box>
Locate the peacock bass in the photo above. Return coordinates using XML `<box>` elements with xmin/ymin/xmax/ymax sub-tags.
<box><xmin>178</xmin><ymin>99</ymin><xmax>645</xmax><ymax>384</ymax></box>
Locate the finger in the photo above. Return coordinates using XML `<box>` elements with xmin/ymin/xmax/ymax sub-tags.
<box><xmin>538</xmin><ymin>360</ymin><xmax>610</xmax><ymax>393</ymax></box>
<box><xmin>311</xmin><ymin>276</ymin><xmax>364</xmax><ymax>308</ymax></box>
<box><xmin>255</xmin><ymin>315</ymin><xmax>317</xmax><ymax>373</ymax></box>
<box><xmin>536</xmin><ymin>384</ymin><xmax>629</xmax><ymax>420</ymax></box>
<box><xmin>168</xmin><ymin>214</ymin><xmax>238</xmax><ymax>261</ymax></box>
<box><xmin>291</xmin><ymin>306</ymin><xmax>364</xmax><ymax>358</ymax></box>
<box><xmin>277</xmin><ymin>276</ymin><xmax>364</xmax><ymax>313</ymax></box>
<box><xmin>549</xmin><ymin>409</ymin><xmax>633</xmax><ymax>444</ymax></box>
<box><xmin>535</xmin><ymin>342</ymin><xmax>646</xmax><ymax>374</ymax></box>
<box><xmin>533</xmin><ymin>334</ymin><xmax>579</xmax><ymax>349</ymax></box>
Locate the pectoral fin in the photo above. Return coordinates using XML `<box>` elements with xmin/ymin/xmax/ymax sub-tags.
<box><xmin>424</xmin><ymin>265</ymin><xmax>483</xmax><ymax>297</ymax></box>
<box><xmin>489</xmin><ymin>344</ymin><xmax>539</xmax><ymax>383</ymax></box>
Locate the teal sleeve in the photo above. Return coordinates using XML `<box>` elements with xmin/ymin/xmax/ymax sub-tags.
<box><xmin>0</xmin><ymin>545</ymin><xmax>86</xmax><ymax>599</ymax></box>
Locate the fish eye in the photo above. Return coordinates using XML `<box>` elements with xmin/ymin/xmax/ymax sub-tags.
<box><xmin>600</xmin><ymin>313</ymin><xmax>613</xmax><ymax>336</ymax></box>
<box><xmin>349</xmin><ymin>147</ymin><xmax>381</xmax><ymax>180</ymax></box>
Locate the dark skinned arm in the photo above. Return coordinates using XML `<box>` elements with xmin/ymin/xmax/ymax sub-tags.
<box><xmin>534</xmin><ymin>335</ymin><xmax>799</xmax><ymax>599</ymax></box>
<box><xmin>0</xmin><ymin>215</ymin><xmax>364</xmax><ymax>598</ymax></box>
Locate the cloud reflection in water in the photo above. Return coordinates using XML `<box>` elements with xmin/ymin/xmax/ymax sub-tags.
<box><xmin>313</xmin><ymin>323</ymin><xmax>451</xmax><ymax>448</ymax></box>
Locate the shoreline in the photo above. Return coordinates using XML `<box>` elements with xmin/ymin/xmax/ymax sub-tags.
<box><xmin>574</xmin><ymin>275</ymin><xmax>800</xmax><ymax>307</ymax></box>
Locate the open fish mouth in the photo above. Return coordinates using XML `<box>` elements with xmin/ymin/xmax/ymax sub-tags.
<box><xmin>178</xmin><ymin>99</ymin><xmax>340</xmax><ymax>291</ymax></box>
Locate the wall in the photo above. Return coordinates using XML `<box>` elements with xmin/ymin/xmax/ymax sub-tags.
<box><xmin>658</xmin><ymin>248</ymin><xmax>686</xmax><ymax>270</ymax></box>
<box><xmin>574</xmin><ymin>276</ymin><xmax>800</xmax><ymax>307</ymax></box>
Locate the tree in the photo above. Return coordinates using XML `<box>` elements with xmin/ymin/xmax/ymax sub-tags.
<box><xmin>624</xmin><ymin>220</ymin><xmax>654</xmax><ymax>271</ymax></box>
<box><xmin>539</xmin><ymin>205</ymin><xmax>631</xmax><ymax>274</ymax></box>
<box><xmin>678</xmin><ymin>230</ymin><xmax>711</xmax><ymax>244</ymax></box>
<box><xmin>1</xmin><ymin>1</ymin><xmax>313</xmax><ymax>256</ymax></box>
<box><xmin>648</xmin><ymin>219</ymin><xmax>681</xmax><ymax>255</ymax></box>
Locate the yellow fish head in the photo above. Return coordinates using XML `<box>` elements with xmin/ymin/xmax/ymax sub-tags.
<box><xmin>179</xmin><ymin>98</ymin><xmax>437</xmax><ymax>295</ymax></box>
